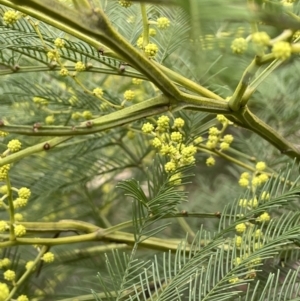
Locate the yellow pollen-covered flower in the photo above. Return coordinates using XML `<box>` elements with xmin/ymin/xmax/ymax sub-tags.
<box><xmin>239</xmin><ymin>178</ymin><xmax>249</xmax><ymax>187</ymax></box>
<box><xmin>260</xmin><ymin>191</ymin><xmax>270</xmax><ymax>201</ymax></box>
<box><xmin>7</xmin><ymin>139</ymin><xmax>22</xmax><ymax>152</ymax></box>
<box><xmin>82</xmin><ymin>111</ymin><xmax>93</xmax><ymax>120</ymax></box>
<box><xmin>170</xmin><ymin>131</ymin><xmax>183</xmax><ymax>142</ymax></box>
<box><xmin>206</xmin><ymin>156</ymin><xmax>215</xmax><ymax>166</ymax></box>
<box><xmin>42</xmin><ymin>252</ymin><xmax>55</xmax><ymax>263</ymax></box>
<box><xmin>152</xmin><ymin>137</ymin><xmax>162</xmax><ymax>148</ymax></box>
<box><xmin>248</xmin><ymin>197</ymin><xmax>258</xmax><ymax>208</ymax></box>
<box><xmin>0</xmin><ymin>221</ymin><xmax>8</xmax><ymax>232</ymax></box>
<box><xmin>220</xmin><ymin>142</ymin><xmax>230</xmax><ymax>150</ymax></box>
<box><xmin>17</xmin><ymin>295</ymin><xmax>29</xmax><ymax>301</ymax></box>
<box><xmin>272</xmin><ymin>41</ymin><xmax>292</xmax><ymax>60</ymax></box>
<box><xmin>59</xmin><ymin>68</ymin><xmax>69</xmax><ymax>77</ymax></box>
<box><xmin>4</xmin><ymin>269</ymin><xmax>16</xmax><ymax>281</ymax></box>
<box><xmin>235</xmin><ymin>223</ymin><xmax>247</xmax><ymax>233</ymax></box>
<box><xmin>75</xmin><ymin>61</ymin><xmax>86</xmax><ymax>72</ymax></box>
<box><xmin>45</xmin><ymin>115</ymin><xmax>55</xmax><ymax>125</ymax></box>
<box><xmin>231</xmin><ymin>38</ymin><xmax>248</xmax><ymax>54</ymax></box>
<box><xmin>3</xmin><ymin>10</ymin><xmax>19</xmax><ymax>25</ymax></box>
<box><xmin>54</xmin><ymin>37</ymin><xmax>65</xmax><ymax>48</ymax></box>
<box><xmin>209</xmin><ymin>127</ymin><xmax>220</xmax><ymax>135</ymax></box>
<box><xmin>15</xmin><ymin>224</ymin><xmax>26</xmax><ymax>237</ymax></box>
<box><xmin>256</xmin><ymin>161</ymin><xmax>266</xmax><ymax>171</ymax></box>
<box><xmin>256</xmin><ymin>212</ymin><xmax>271</xmax><ymax>222</ymax></box>
<box><xmin>123</xmin><ymin>90</ymin><xmax>135</xmax><ymax>101</ymax></box>
<box><xmin>0</xmin><ymin>164</ymin><xmax>11</xmax><ymax>181</ymax></box>
<box><xmin>144</xmin><ymin>43</ymin><xmax>159</xmax><ymax>57</ymax></box>
<box><xmin>0</xmin><ymin>282</ymin><xmax>9</xmax><ymax>300</ymax></box>
<box><xmin>142</xmin><ymin>122</ymin><xmax>154</xmax><ymax>133</ymax></box>
<box><xmin>223</xmin><ymin>134</ymin><xmax>234</xmax><ymax>144</ymax></box>
<box><xmin>93</xmin><ymin>87</ymin><xmax>104</xmax><ymax>97</ymax></box>
<box><xmin>157</xmin><ymin>17</ymin><xmax>170</xmax><ymax>29</ymax></box>
<box><xmin>118</xmin><ymin>0</ymin><xmax>132</xmax><ymax>8</ymax></box>
<box><xmin>164</xmin><ymin>161</ymin><xmax>176</xmax><ymax>172</ymax></box>
<box><xmin>173</xmin><ymin>118</ymin><xmax>185</xmax><ymax>128</ymax></box>
<box><xmin>252</xmin><ymin>31</ymin><xmax>270</xmax><ymax>46</ymax></box>
<box><xmin>235</xmin><ymin>235</ymin><xmax>242</xmax><ymax>247</ymax></box>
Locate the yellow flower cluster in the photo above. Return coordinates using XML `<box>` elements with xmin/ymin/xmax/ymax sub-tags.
<box><xmin>206</xmin><ymin>126</ymin><xmax>234</xmax><ymax>151</ymax></box>
<box><xmin>0</xmin><ymin>164</ymin><xmax>10</xmax><ymax>181</ymax></box>
<box><xmin>13</xmin><ymin>187</ymin><xmax>31</xmax><ymax>209</ymax></box>
<box><xmin>7</xmin><ymin>139</ymin><xmax>22</xmax><ymax>152</ymax></box>
<box><xmin>17</xmin><ymin>295</ymin><xmax>29</xmax><ymax>301</ymax></box>
<box><xmin>54</xmin><ymin>37</ymin><xmax>65</xmax><ymax>48</ymax></box>
<box><xmin>272</xmin><ymin>41</ymin><xmax>292</xmax><ymax>60</ymax></box>
<box><xmin>93</xmin><ymin>87</ymin><xmax>104</xmax><ymax>97</ymax></box>
<box><xmin>42</xmin><ymin>252</ymin><xmax>55</xmax><ymax>263</ymax></box>
<box><xmin>0</xmin><ymin>221</ymin><xmax>8</xmax><ymax>232</ymax></box>
<box><xmin>118</xmin><ymin>0</ymin><xmax>132</xmax><ymax>8</ymax></box>
<box><xmin>75</xmin><ymin>61</ymin><xmax>86</xmax><ymax>72</ymax></box>
<box><xmin>82</xmin><ymin>111</ymin><xmax>93</xmax><ymax>120</ymax></box>
<box><xmin>231</xmin><ymin>38</ymin><xmax>248</xmax><ymax>54</ymax></box>
<box><xmin>0</xmin><ymin>282</ymin><xmax>9</xmax><ymax>301</ymax></box>
<box><xmin>47</xmin><ymin>49</ymin><xmax>60</xmax><ymax>61</ymax></box>
<box><xmin>123</xmin><ymin>90</ymin><xmax>135</xmax><ymax>101</ymax></box>
<box><xmin>59</xmin><ymin>68</ymin><xmax>69</xmax><ymax>77</ymax></box>
<box><xmin>4</xmin><ymin>269</ymin><xmax>15</xmax><ymax>281</ymax></box>
<box><xmin>45</xmin><ymin>115</ymin><xmax>55</xmax><ymax>125</ymax></box>
<box><xmin>144</xmin><ymin>43</ymin><xmax>159</xmax><ymax>57</ymax></box>
<box><xmin>132</xmin><ymin>78</ymin><xmax>143</xmax><ymax>85</ymax></box>
<box><xmin>238</xmin><ymin>162</ymin><xmax>269</xmax><ymax>189</ymax></box>
<box><xmin>149</xmin><ymin>28</ymin><xmax>157</xmax><ymax>37</ymax></box>
<box><xmin>0</xmin><ymin>131</ymin><xmax>8</xmax><ymax>137</ymax></box>
<box><xmin>15</xmin><ymin>224</ymin><xmax>26</xmax><ymax>237</ymax></box>
<box><xmin>3</xmin><ymin>10</ymin><xmax>19</xmax><ymax>25</ymax></box>
<box><xmin>142</xmin><ymin>116</ymin><xmax>197</xmax><ymax>177</ymax></box>
<box><xmin>157</xmin><ymin>17</ymin><xmax>170</xmax><ymax>29</ymax></box>
<box><xmin>252</xmin><ymin>31</ymin><xmax>270</xmax><ymax>46</ymax></box>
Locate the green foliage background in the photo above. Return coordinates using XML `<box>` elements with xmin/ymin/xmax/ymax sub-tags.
<box><xmin>0</xmin><ymin>0</ymin><xmax>300</xmax><ymax>300</ymax></box>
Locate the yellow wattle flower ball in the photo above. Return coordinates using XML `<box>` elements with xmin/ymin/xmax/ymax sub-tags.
<box><xmin>15</xmin><ymin>225</ymin><xmax>26</xmax><ymax>237</ymax></box>
<box><xmin>256</xmin><ymin>161</ymin><xmax>266</xmax><ymax>171</ymax></box>
<box><xmin>0</xmin><ymin>164</ymin><xmax>11</xmax><ymax>180</ymax></box>
<box><xmin>18</xmin><ymin>187</ymin><xmax>31</xmax><ymax>199</ymax></box>
<box><xmin>0</xmin><ymin>282</ymin><xmax>9</xmax><ymax>301</ymax></box>
<box><xmin>45</xmin><ymin>115</ymin><xmax>55</xmax><ymax>125</ymax></box>
<box><xmin>3</xmin><ymin>10</ymin><xmax>19</xmax><ymax>25</ymax></box>
<box><xmin>164</xmin><ymin>161</ymin><xmax>176</xmax><ymax>172</ymax></box>
<box><xmin>1</xmin><ymin>258</ymin><xmax>11</xmax><ymax>268</ymax></box>
<box><xmin>149</xmin><ymin>28</ymin><xmax>157</xmax><ymax>36</ymax></box>
<box><xmin>4</xmin><ymin>269</ymin><xmax>16</xmax><ymax>281</ymax></box>
<box><xmin>142</xmin><ymin>122</ymin><xmax>154</xmax><ymax>133</ymax></box>
<box><xmin>93</xmin><ymin>87</ymin><xmax>104</xmax><ymax>97</ymax></box>
<box><xmin>7</xmin><ymin>139</ymin><xmax>22</xmax><ymax>152</ymax></box>
<box><xmin>123</xmin><ymin>90</ymin><xmax>135</xmax><ymax>101</ymax></box>
<box><xmin>25</xmin><ymin>261</ymin><xmax>35</xmax><ymax>271</ymax></box>
<box><xmin>42</xmin><ymin>252</ymin><xmax>55</xmax><ymax>263</ymax></box>
<box><xmin>157</xmin><ymin>17</ymin><xmax>170</xmax><ymax>29</ymax></box>
<box><xmin>82</xmin><ymin>111</ymin><xmax>93</xmax><ymax>120</ymax></box>
<box><xmin>59</xmin><ymin>68</ymin><xmax>69</xmax><ymax>77</ymax></box>
<box><xmin>17</xmin><ymin>295</ymin><xmax>29</xmax><ymax>301</ymax></box>
<box><xmin>272</xmin><ymin>41</ymin><xmax>292</xmax><ymax>60</ymax></box>
<box><xmin>235</xmin><ymin>223</ymin><xmax>247</xmax><ymax>233</ymax></box>
<box><xmin>118</xmin><ymin>0</ymin><xmax>132</xmax><ymax>8</ymax></box>
<box><xmin>206</xmin><ymin>156</ymin><xmax>215</xmax><ymax>166</ymax></box>
<box><xmin>144</xmin><ymin>43</ymin><xmax>159</xmax><ymax>57</ymax></box>
<box><xmin>252</xmin><ymin>31</ymin><xmax>270</xmax><ymax>46</ymax></box>
<box><xmin>54</xmin><ymin>37</ymin><xmax>65</xmax><ymax>48</ymax></box>
<box><xmin>75</xmin><ymin>61</ymin><xmax>86</xmax><ymax>72</ymax></box>
<box><xmin>231</xmin><ymin>38</ymin><xmax>248</xmax><ymax>54</ymax></box>
<box><xmin>256</xmin><ymin>212</ymin><xmax>271</xmax><ymax>222</ymax></box>
<box><xmin>0</xmin><ymin>221</ymin><xmax>8</xmax><ymax>232</ymax></box>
